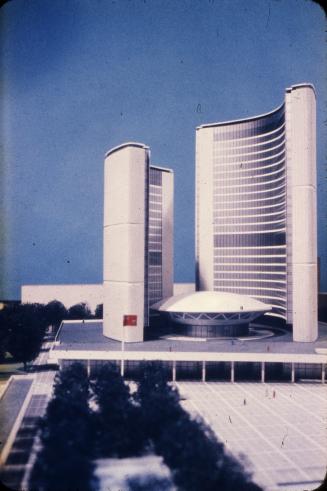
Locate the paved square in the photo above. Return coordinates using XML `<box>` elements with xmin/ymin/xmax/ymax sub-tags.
<box><xmin>176</xmin><ymin>382</ymin><xmax>327</xmax><ymax>491</ymax></box>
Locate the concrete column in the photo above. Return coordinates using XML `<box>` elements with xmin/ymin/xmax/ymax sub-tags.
<box><xmin>87</xmin><ymin>359</ymin><xmax>91</xmax><ymax>378</ymax></box>
<box><xmin>261</xmin><ymin>361</ymin><xmax>265</xmax><ymax>383</ymax></box>
<box><xmin>286</xmin><ymin>85</ymin><xmax>317</xmax><ymax>342</ymax></box>
<box><xmin>322</xmin><ymin>364</ymin><xmax>325</xmax><ymax>384</ymax></box>
<box><xmin>172</xmin><ymin>361</ymin><xmax>176</xmax><ymax>382</ymax></box>
<box><xmin>231</xmin><ymin>361</ymin><xmax>235</xmax><ymax>383</ymax></box>
<box><xmin>202</xmin><ymin>361</ymin><xmax>206</xmax><ymax>382</ymax></box>
<box><xmin>291</xmin><ymin>363</ymin><xmax>295</xmax><ymax>383</ymax></box>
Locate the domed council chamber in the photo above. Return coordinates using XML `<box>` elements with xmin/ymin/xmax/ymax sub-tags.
<box><xmin>151</xmin><ymin>291</ymin><xmax>271</xmax><ymax>338</ymax></box>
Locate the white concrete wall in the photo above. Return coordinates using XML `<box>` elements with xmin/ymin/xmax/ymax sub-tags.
<box><xmin>21</xmin><ymin>284</ymin><xmax>103</xmax><ymax>312</ymax></box>
<box><xmin>286</xmin><ymin>85</ymin><xmax>317</xmax><ymax>341</ymax></box>
<box><xmin>173</xmin><ymin>283</ymin><xmax>196</xmax><ymax>296</ymax></box>
<box><xmin>103</xmin><ymin>144</ymin><xmax>148</xmax><ymax>342</ymax></box>
<box><xmin>161</xmin><ymin>170</ymin><xmax>174</xmax><ymax>299</ymax></box>
<box><xmin>195</xmin><ymin>127</ymin><xmax>214</xmax><ymax>290</ymax></box>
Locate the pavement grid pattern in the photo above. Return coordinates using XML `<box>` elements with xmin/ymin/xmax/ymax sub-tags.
<box><xmin>176</xmin><ymin>381</ymin><xmax>327</xmax><ymax>491</ymax></box>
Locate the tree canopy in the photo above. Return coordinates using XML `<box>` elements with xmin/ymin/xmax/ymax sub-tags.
<box><xmin>94</xmin><ymin>304</ymin><xmax>103</xmax><ymax>319</ymax></box>
<box><xmin>44</xmin><ymin>300</ymin><xmax>67</xmax><ymax>329</ymax></box>
<box><xmin>0</xmin><ymin>303</ymin><xmax>47</xmax><ymax>368</ymax></box>
<box><xmin>67</xmin><ymin>302</ymin><xmax>92</xmax><ymax>320</ymax></box>
<box><xmin>91</xmin><ymin>363</ymin><xmax>146</xmax><ymax>458</ymax></box>
<box><xmin>31</xmin><ymin>363</ymin><xmax>97</xmax><ymax>491</ymax></box>
<box><xmin>136</xmin><ymin>361</ymin><xmax>262</xmax><ymax>491</ymax></box>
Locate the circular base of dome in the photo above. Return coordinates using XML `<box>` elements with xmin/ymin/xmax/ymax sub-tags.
<box><xmin>160</xmin><ymin>325</ymin><xmax>287</xmax><ymax>342</ymax></box>
<box><xmin>167</xmin><ymin>322</ymin><xmax>249</xmax><ymax>338</ymax></box>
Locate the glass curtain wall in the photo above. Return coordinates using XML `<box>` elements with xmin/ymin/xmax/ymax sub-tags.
<box><xmin>212</xmin><ymin>105</ymin><xmax>287</xmax><ymax>319</ymax></box>
<box><xmin>148</xmin><ymin>167</ymin><xmax>163</xmax><ymax>306</ymax></box>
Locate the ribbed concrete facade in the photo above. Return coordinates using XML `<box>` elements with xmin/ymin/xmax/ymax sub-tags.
<box><xmin>103</xmin><ymin>143</ymin><xmax>173</xmax><ymax>342</ymax></box>
<box><xmin>103</xmin><ymin>143</ymin><xmax>149</xmax><ymax>342</ymax></box>
<box><xmin>285</xmin><ymin>85</ymin><xmax>317</xmax><ymax>341</ymax></box>
<box><xmin>196</xmin><ymin>84</ymin><xmax>317</xmax><ymax>342</ymax></box>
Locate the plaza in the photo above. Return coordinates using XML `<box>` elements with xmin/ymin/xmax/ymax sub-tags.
<box><xmin>177</xmin><ymin>381</ymin><xmax>327</xmax><ymax>491</ymax></box>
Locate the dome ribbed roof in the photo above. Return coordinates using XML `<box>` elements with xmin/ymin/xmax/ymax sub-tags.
<box><xmin>151</xmin><ymin>291</ymin><xmax>271</xmax><ymax>314</ymax></box>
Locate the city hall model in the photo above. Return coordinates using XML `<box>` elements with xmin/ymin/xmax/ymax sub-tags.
<box><xmin>103</xmin><ymin>84</ymin><xmax>316</xmax><ymax>342</ymax></box>
<box><xmin>22</xmin><ymin>84</ymin><xmax>318</xmax><ymax>345</ymax></box>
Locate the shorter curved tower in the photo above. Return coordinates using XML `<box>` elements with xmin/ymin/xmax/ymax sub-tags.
<box><xmin>103</xmin><ymin>143</ymin><xmax>149</xmax><ymax>342</ymax></box>
<box><xmin>103</xmin><ymin>143</ymin><xmax>173</xmax><ymax>342</ymax></box>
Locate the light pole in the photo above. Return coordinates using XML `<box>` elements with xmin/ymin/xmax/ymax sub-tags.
<box><xmin>121</xmin><ymin>321</ymin><xmax>125</xmax><ymax>377</ymax></box>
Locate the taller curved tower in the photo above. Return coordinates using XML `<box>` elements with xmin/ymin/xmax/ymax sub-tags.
<box><xmin>196</xmin><ymin>84</ymin><xmax>317</xmax><ymax>342</ymax></box>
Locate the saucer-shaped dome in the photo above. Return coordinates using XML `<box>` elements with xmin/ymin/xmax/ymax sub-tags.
<box><xmin>151</xmin><ymin>291</ymin><xmax>270</xmax><ymax>314</ymax></box>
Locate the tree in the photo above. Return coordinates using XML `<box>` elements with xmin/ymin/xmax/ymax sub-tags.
<box><xmin>94</xmin><ymin>303</ymin><xmax>103</xmax><ymax>319</ymax></box>
<box><xmin>44</xmin><ymin>300</ymin><xmax>67</xmax><ymax>330</ymax></box>
<box><xmin>91</xmin><ymin>363</ymin><xmax>146</xmax><ymax>457</ymax></box>
<box><xmin>127</xmin><ymin>474</ymin><xmax>173</xmax><ymax>491</ymax></box>
<box><xmin>5</xmin><ymin>303</ymin><xmax>47</xmax><ymax>370</ymax></box>
<box><xmin>53</xmin><ymin>362</ymin><xmax>90</xmax><ymax>402</ymax></box>
<box><xmin>136</xmin><ymin>361</ymin><xmax>183</xmax><ymax>442</ymax></box>
<box><xmin>136</xmin><ymin>362</ymin><xmax>262</xmax><ymax>491</ymax></box>
<box><xmin>0</xmin><ymin>307</ymin><xmax>10</xmax><ymax>361</ymax></box>
<box><xmin>31</xmin><ymin>363</ymin><xmax>97</xmax><ymax>491</ymax></box>
<box><xmin>67</xmin><ymin>302</ymin><xmax>92</xmax><ymax>320</ymax></box>
<box><xmin>156</xmin><ymin>414</ymin><xmax>261</xmax><ymax>491</ymax></box>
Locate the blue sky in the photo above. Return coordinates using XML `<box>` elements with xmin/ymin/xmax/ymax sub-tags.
<box><xmin>1</xmin><ymin>0</ymin><xmax>326</xmax><ymax>299</ymax></box>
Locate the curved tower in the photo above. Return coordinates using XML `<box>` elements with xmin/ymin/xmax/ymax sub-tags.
<box><xmin>103</xmin><ymin>143</ymin><xmax>149</xmax><ymax>342</ymax></box>
<box><xmin>103</xmin><ymin>143</ymin><xmax>174</xmax><ymax>342</ymax></box>
<box><xmin>196</xmin><ymin>84</ymin><xmax>317</xmax><ymax>342</ymax></box>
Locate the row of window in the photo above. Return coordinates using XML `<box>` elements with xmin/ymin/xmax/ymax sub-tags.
<box><xmin>149</xmin><ymin>251</ymin><xmax>162</xmax><ymax>266</ymax></box>
<box><xmin>213</xmin><ymin>188</ymin><xmax>286</xmax><ymax>203</ymax></box>
<box><xmin>213</xmin><ymin>106</ymin><xmax>285</xmax><ymax>141</ymax></box>
<box><xmin>214</xmin><ymin>232</ymin><xmax>286</xmax><ymax>247</ymax></box>
<box><xmin>212</xmin><ymin>132</ymin><xmax>285</xmax><ymax>155</ymax></box>
<box><xmin>214</xmin><ymin>166</ymin><xmax>285</xmax><ymax>183</ymax></box>
<box><xmin>214</xmin><ymin>264</ymin><xmax>286</xmax><ymax>272</ymax></box>
<box><xmin>213</xmin><ymin>274</ymin><xmax>286</xmax><ymax>283</ymax></box>
<box><xmin>213</xmin><ymin>229</ymin><xmax>286</xmax><ymax>238</ymax></box>
<box><xmin>149</xmin><ymin>203</ymin><xmax>162</xmax><ymax>212</ymax></box>
<box><xmin>213</xmin><ymin>158</ymin><xmax>285</xmax><ymax>176</ymax></box>
<box><xmin>213</xmin><ymin>192</ymin><xmax>286</xmax><ymax>208</ymax></box>
<box><xmin>214</xmin><ymin>256</ymin><xmax>286</xmax><ymax>263</ymax></box>
<box><xmin>211</xmin><ymin>121</ymin><xmax>285</xmax><ymax>147</ymax></box>
<box><xmin>214</xmin><ymin>178</ymin><xmax>285</xmax><ymax>195</ymax></box>
<box><xmin>213</xmin><ymin>167</ymin><xmax>285</xmax><ymax>185</ymax></box>
<box><xmin>149</xmin><ymin>168</ymin><xmax>163</xmax><ymax>186</ymax></box>
<box><xmin>149</xmin><ymin>209</ymin><xmax>162</xmax><ymax>216</ymax></box>
<box><xmin>149</xmin><ymin>193</ymin><xmax>162</xmax><ymax>202</ymax></box>
<box><xmin>213</xmin><ymin>147</ymin><xmax>285</xmax><ymax>165</ymax></box>
<box><xmin>213</xmin><ymin>212</ymin><xmax>285</xmax><ymax>224</ymax></box>
<box><xmin>214</xmin><ymin>284</ymin><xmax>286</xmax><ymax>298</ymax></box>
<box><xmin>213</xmin><ymin>204</ymin><xmax>286</xmax><ymax>217</ymax></box>
<box><xmin>213</xmin><ymin>182</ymin><xmax>286</xmax><ymax>197</ymax></box>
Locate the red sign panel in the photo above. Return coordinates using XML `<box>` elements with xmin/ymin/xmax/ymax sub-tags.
<box><xmin>123</xmin><ymin>315</ymin><xmax>137</xmax><ymax>326</ymax></box>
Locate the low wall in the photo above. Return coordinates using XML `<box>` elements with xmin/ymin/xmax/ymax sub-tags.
<box><xmin>21</xmin><ymin>284</ymin><xmax>104</xmax><ymax>312</ymax></box>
